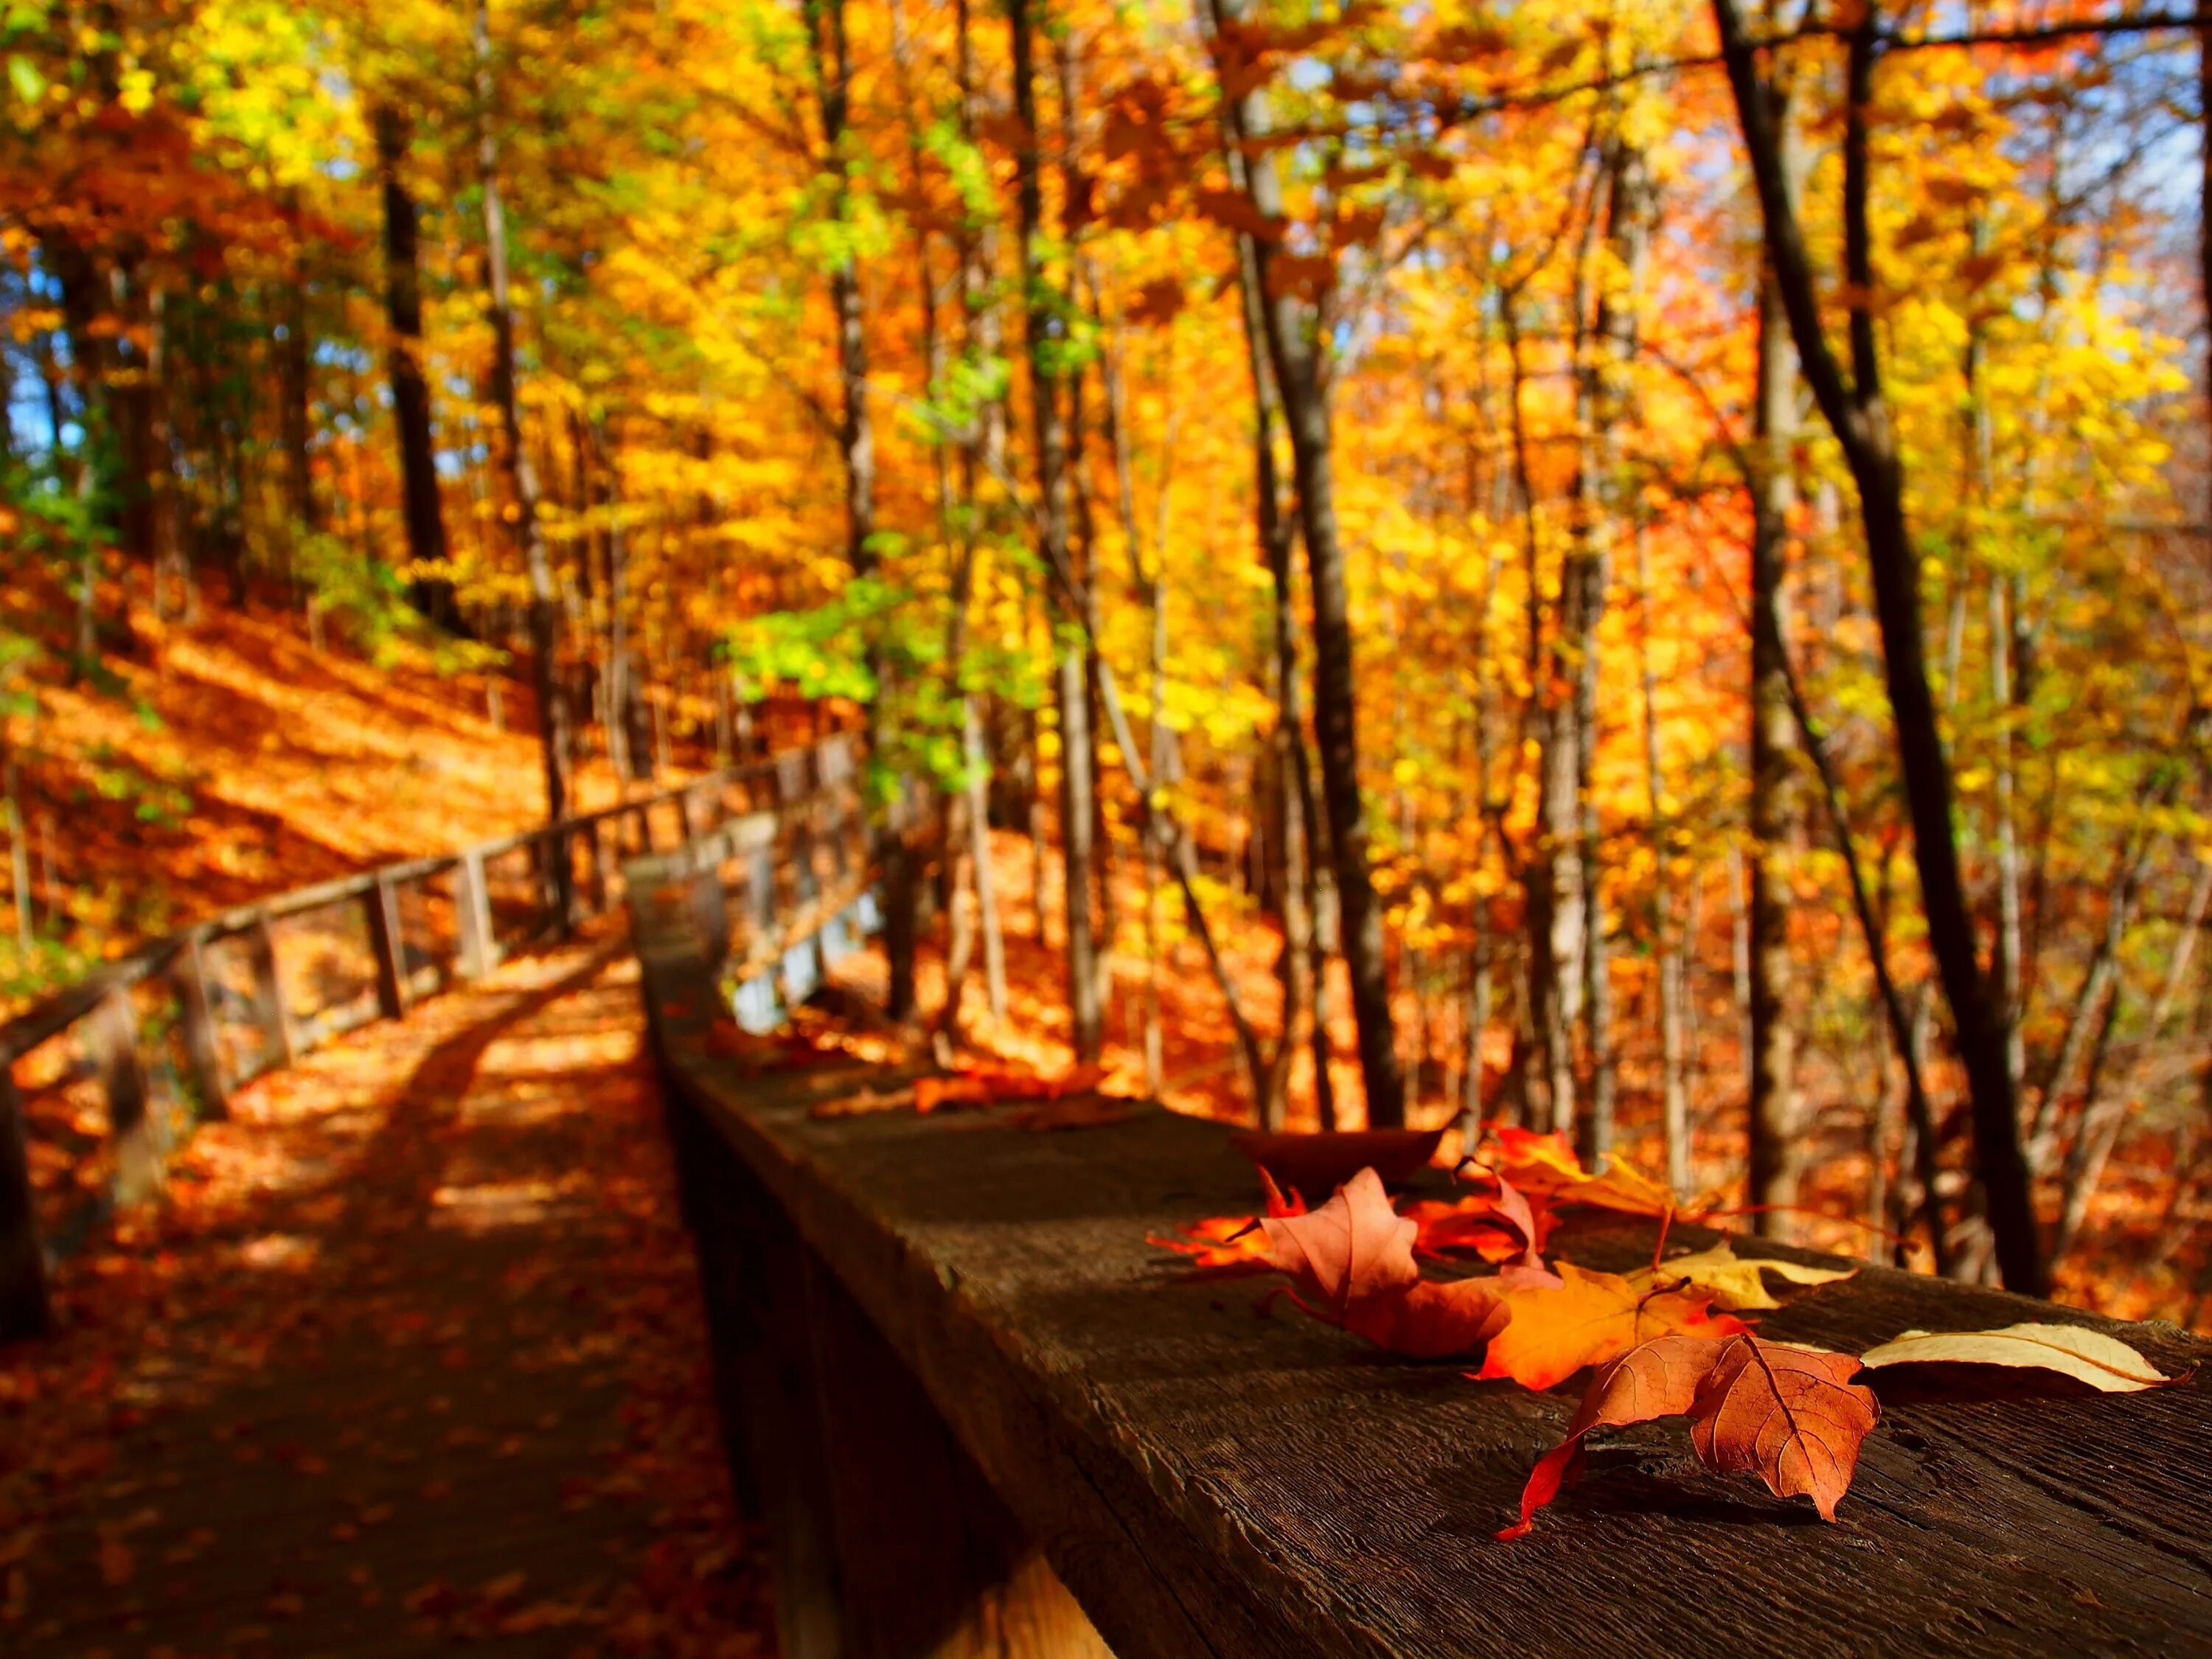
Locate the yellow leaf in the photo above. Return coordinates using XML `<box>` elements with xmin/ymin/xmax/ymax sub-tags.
<box><xmin>1630</xmin><ymin>1238</ymin><xmax>1855</xmax><ymax>1312</ymax></box>
<box><xmin>1858</xmin><ymin>1321</ymin><xmax>2180</xmax><ymax>1393</ymax></box>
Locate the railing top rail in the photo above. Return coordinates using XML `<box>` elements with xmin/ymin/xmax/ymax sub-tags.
<box><xmin>0</xmin><ymin>739</ymin><xmax>849</xmax><ymax>1067</ymax></box>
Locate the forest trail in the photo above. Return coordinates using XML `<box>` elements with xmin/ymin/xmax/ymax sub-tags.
<box><xmin>0</xmin><ymin>922</ymin><xmax>771</xmax><ymax>1658</ymax></box>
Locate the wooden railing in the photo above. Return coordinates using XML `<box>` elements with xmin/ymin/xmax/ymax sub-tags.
<box><xmin>627</xmin><ymin>850</ymin><xmax>2212</xmax><ymax>1659</ymax></box>
<box><xmin>0</xmin><ymin>733</ymin><xmax>862</xmax><ymax>1343</ymax></box>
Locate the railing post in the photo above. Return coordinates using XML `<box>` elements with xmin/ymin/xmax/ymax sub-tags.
<box><xmin>586</xmin><ymin>816</ymin><xmax>611</xmax><ymax>914</ymax></box>
<box><xmin>456</xmin><ymin>849</ymin><xmax>496</xmax><ymax>979</ymax></box>
<box><xmin>636</xmin><ymin>803</ymin><xmax>655</xmax><ymax>854</ymax></box>
<box><xmin>541</xmin><ymin>824</ymin><xmax>574</xmax><ymax>936</ymax></box>
<box><xmin>535</xmin><ymin>826</ymin><xmax>574</xmax><ymax>936</ymax></box>
<box><xmin>749</xmin><ymin>842</ymin><xmax>778</xmax><ymax>939</ymax></box>
<box><xmin>170</xmin><ymin>936</ymin><xmax>229</xmax><ymax>1121</ymax></box>
<box><xmin>91</xmin><ymin>986</ymin><xmax>163</xmax><ymax>1207</ymax></box>
<box><xmin>245</xmin><ymin>914</ymin><xmax>295</xmax><ymax>1072</ymax></box>
<box><xmin>692</xmin><ymin>859</ymin><xmax>731</xmax><ymax>973</ymax></box>
<box><xmin>0</xmin><ymin>1065</ymin><xmax>50</xmax><ymax>1342</ymax></box>
<box><xmin>366</xmin><ymin>874</ymin><xmax>410</xmax><ymax>1019</ymax></box>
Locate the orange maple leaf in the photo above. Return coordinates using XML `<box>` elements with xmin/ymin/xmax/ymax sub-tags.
<box><xmin>1343</xmin><ymin>1275</ymin><xmax>1509</xmax><ymax>1359</ymax></box>
<box><xmin>1690</xmin><ymin>1336</ymin><xmax>1878</xmax><ymax>1520</ymax></box>
<box><xmin>1472</xmin><ymin>1261</ymin><xmax>1747</xmax><ymax>1391</ymax></box>
<box><xmin>1256</xmin><ymin>1167</ymin><xmax>1420</xmax><ymax>1319</ymax></box>
<box><xmin>1256</xmin><ymin>1168</ymin><xmax>1508</xmax><ymax>1360</ymax></box>
<box><xmin>1502</xmin><ymin>1333</ymin><xmax>1879</xmax><ymax>1537</ymax></box>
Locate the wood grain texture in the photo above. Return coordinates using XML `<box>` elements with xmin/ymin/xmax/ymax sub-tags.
<box><xmin>636</xmin><ymin>914</ymin><xmax>2212</xmax><ymax>1659</ymax></box>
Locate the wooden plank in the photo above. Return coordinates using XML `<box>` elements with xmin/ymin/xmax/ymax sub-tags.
<box><xmin>0</xmin><ymin>1067</ymin><xmax>50</xmax><ymax>1342</ymax></box>
<box><xmin>455</xmin><ymin>849</ymin><xmax>497</xmax><ymax>980</ymax></box>
<box><xmin>244</xmin><ymin>913</ymin><xmax>296</xmax><ymax>1073</ymax></box>
<box><xmin>366</xmin><ymin>874</ymin><xmax>410</xmax><ymax>1019</ymax></box>
<box><xmin>170</xmin><ymin>934</ymin><xmax>230</xmax><ymax>1120</ymax></box>
<box><xmin>633</xmin><ymin>921</ymin><xmax>2212</xmax><ymax>1659</ymax></box>
<box><xmin>90</xmin><ymin>986</ymin><xmax>165</xmax><ymax>1207</ymax></box>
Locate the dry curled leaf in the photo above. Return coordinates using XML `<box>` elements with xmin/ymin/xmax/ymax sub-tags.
<box><xmin>1343</xmin><ymin>1274</ymin><xmax>1508</xmax><ymax>1360</ymax></box>
<box><xmin>1254</xmin><ymin>1168</ymin><xmax>1509</xmax><ymax>1360</ymax></box>
<box><xmin>1630</xmin><ymin>1237</ymin><xmax>1856</xmax><ymax>1312</ymax></box>
<box><xmin>1503</xmin><ymin>1333</ymin><xmax>1878</xmax><ymax>1537</ymax></box>
<box><xmin>1256</xmin><ymin>1167</ymin><xmax>1419</xmax><ymax>1319</ymax></box>
<box><xmin>1472</xmin><ymin>1261</ymin><xmax>1746</xmax><ymax>1391</ymax></box>
<box><xmin>1691</xmin><ymin>1337</ymin><xmax>1878</xmax><ymax>1520</ymax></box>
<box><xmin>1858</xmin><ymin>1322</ymin><xmax>2182</xmax><ymax>1394</ymax></box>
<box><xmin>1410</xmin><ymin>1171</ymin><xmax>1556</xmax><ymax>1266</ymax></box>
<box><xmin>1499</xmin><ymin>1333</ymin><xmax>1714</xmax><ymax>1539</ymax></box>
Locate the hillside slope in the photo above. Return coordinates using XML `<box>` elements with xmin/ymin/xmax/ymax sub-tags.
<box><xmin>1</xmin><ymin>577</ymin><xmax>655</xmax><ymax>1014</ymax></box>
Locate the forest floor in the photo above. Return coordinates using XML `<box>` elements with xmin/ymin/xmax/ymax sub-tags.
<box><xmin>0</xmin><ymin>922</ymin><xmax>771</xmax><ymax>1658</ymax></box>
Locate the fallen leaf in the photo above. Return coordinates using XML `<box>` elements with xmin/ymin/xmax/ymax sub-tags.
<box><xmin>1478</xmin><ymin>1124</ymin><xmax>1679</xmax><ymax>1218</ymax></box>
<box><xmin>1857</xmin><ymin>1322</ymin><xmax>2182</xmax><ymax>1394</ymax></box>
<box><xmin>705</xmin><ymin>1023</ymin><xmax>830</xmax><ymax>1071</ymax></box>
<box><xmin>807</xmin><ymin>1083</ymin><xmax>919</xmax><ymax>1119</ymax></box>
<box><xmin>1231</xmin><ymin>1128</ymin><xmax>1445</xmax><ymax>1194</ymax></box>
<box><xmin>1343</xmin><ymin>1274</ymin><xmax>1509</xmax><ymax>1359</ymax></box>
<box><xmin>1256</xmin><ymin>1167</ymin><xmax>1420</xmax><ymax>1319</ymax></box>
<box><xmin>1630</xmin><ymin>1237</ymin><xmax>1856</xmax><ymax>1312</ymax></box>
<box><xmin>914</xmin><ymin>1062</ymin><xmax>1104</xmax><ymax>1114</ymax></box>
<box><xmin>1503</xmin><ymin>1333</ymin><xmax>1878</xmax><ymax>1537</ymax></box>
<box><xmin>1472</xmin><ymin>1261</ymin><xmax>1747</xmax><ymax>1391</ymax></box>
<box><xmin>1148</xmin><ymin>1172</ymin><xmax>1306</xmax><ymax>1274</ymax></box>
<box><xmin>1412</xmin><ymin>1171</ymin><xmax>1555</xmax><ymax>1267</ymax></box>
<box><xmin>1691</xmin><ymin>1337</ymin><xmax>1878</xmax><ymax>1520</ymax></box>
<box><xmin>1499</xmin><ymin>1332</ymin><xmax>1715</xmax><ymax>1538</ymax></box>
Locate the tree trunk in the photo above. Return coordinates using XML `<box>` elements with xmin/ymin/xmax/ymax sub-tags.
<box><xmin>1009</xmin><ymin>0</ymin><xmax>1099</xmax><ymax>1060</ymax></box>
<box><xmin>810</xmin><ymin>0</ymin><xmax>912</xmax><ymax>1018</ymax></box>
<box><xmin>1714</xmin><ymin>0</ymin><xmax>2042</xmax><ymax>1293</ymax></box>
<box><xmin>473</xmin><ymin>0</ymin><xmax>572</xmax><ymax>923</ymax></box>
<box><xmin>1500</xmin><ymin>295</ymin><xmax>1582</xmax><ymax>1141</ymax></box>
<box><xmin>1747</xmin><ymin>254</ymin><xmax>1801</xmax><ymax>1237</ymax></box>
<box><xmin>374</xmin><ymin>108</ymin><xmax>462</xmax><ymax>635</ymax></box>
<box><xmin>1206</xmin><ymin>0</ymin><xmax>1402</xmax><ymax>1125</ymax></box>
<box><xmin>2052</xmin><ymin>972</ymin><xmax>2128</xmax><ymax>1263</ymax></box>
<box><xmin>278</xmin><ymin>240</ymin><xmax>319</xmax><ymax>535</ymax></box>
<box><xmin>1638</xmin><ymin>526</ymin><xmax>1690</xmax><ymax>1193</ymax></box>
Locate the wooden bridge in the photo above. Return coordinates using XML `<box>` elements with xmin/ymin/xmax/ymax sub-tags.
<box><xmin>0</xmin><ymin>737</ymin><xmax>864</xmax><ymax>1656</ymax></box>
<box><xmin>7</xmin><ymin>728</ymin><xmax>2212</xmax><ymax>1658</ymax></box>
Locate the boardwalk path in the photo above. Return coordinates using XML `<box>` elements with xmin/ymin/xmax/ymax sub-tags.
<box><xmin>1</xmin><ymin>925</ymin><xmax>771</xmax><ymax>1658</ymax></box>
